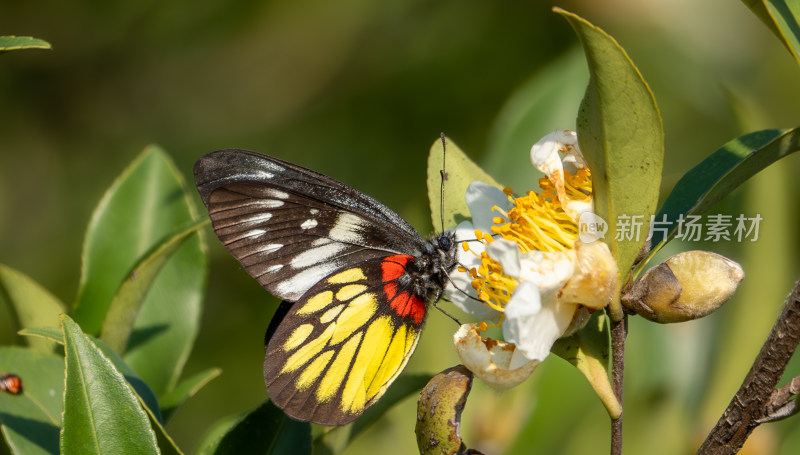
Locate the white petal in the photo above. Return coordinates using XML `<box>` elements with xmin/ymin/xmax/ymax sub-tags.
<box><xmin>530</xmin><ymin>130</ymin><xmax>584</xmax><ymax>174</ymax></box>
<box><xmin>530</xmin><ymin>130</ymin><xmax>590</xmax><ymax>222</ymax></box>
<box><xmin>465</xmin><ymin>181</ymin><xmax>509</xmax><ymax>232</ymax></box>
<box><xmin>486</xmin><ymin>238</ymin><xmax>521</xmax><ymax>278</ymax></box>
<box><xmin>565</xmin><ymin>199</ymin><xmax>594</xmax><ymax>223</ymax></box>
<box><xmin>454</xmin><ymin>323</ymin><xmax>539</xmax><ymax>389</ymax></box>
<box><xmin>444</xmin><ymin>282</ymin><xmax>502</xmax><ymax>322</ymax></box>
<box><xmin>502</xmin><ymin>281</ymin><xmax>578</xmax><ymax>368</ymax></box>
<box><xmin>444</xmin><ymin>222</ymin><xmax>503</xmax><ymax>322</ymax></box>
<box><xmin>517</xmin><ymin>250</ymin><xmax>575</xmax><ymax>292</ymax></box>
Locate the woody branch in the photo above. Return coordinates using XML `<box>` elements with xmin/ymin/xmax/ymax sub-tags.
<box><xmin>698</xmin><ymin>279</ymin><xmax>800</xmax><ymax>454</ymax></box>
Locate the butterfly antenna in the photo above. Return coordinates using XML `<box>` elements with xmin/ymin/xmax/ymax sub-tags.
<box><xmin>445</xmin><ymin>264</ymin><xmax>484</xmax><ymax>304</ymax></box>
<box><xmin>432</xmin><ymin>288</ymin><xmax>462</xmax><ymax>326</ymax></box>
<box><xmin>439</xmin><ymin>132</ymin><xmax>447</xmax><ymax>233</ymax></box>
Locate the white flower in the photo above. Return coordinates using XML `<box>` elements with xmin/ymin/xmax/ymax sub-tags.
<box><xmin>447</xmin><ymin>130</ymin><xmax>618</xmax><ymax>388</ymax></box>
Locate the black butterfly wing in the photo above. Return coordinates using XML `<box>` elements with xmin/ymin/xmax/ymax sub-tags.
<box><xmin>194</xmin><ymin>149</ymin><xmax>427</xmax><ymax>301</ymax></box>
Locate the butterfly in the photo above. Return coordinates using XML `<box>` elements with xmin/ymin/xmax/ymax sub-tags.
<box><xmin>194</xmin><ymin>149</ymin><xmax>458</xmax><ymax>425</ymax></box>
<box><xmin>0</xmin><ymin>373</ymin><xmax>22</xmax><ymax>395</ymax></box>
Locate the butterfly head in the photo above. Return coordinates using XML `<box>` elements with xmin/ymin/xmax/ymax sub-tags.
<box><xmin>412</xmin><ymin>231</ymin><xmax>458</xmax><ymax>301</ymax></box>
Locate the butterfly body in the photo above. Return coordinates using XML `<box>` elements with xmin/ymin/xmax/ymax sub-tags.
<box><xmin>194</xmin><ymin>150</ymin><xmax>456</xmax><ymax>425</ymax></box>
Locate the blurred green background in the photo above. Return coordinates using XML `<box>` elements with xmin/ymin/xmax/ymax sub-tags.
<box><xmin>2</xmin><ymin>0</ymin><xmax>800</xmax><ymax>453</ymax></box>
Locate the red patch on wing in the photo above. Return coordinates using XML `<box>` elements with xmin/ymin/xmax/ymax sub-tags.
<box><xmin>381</xmin><ymin>255</ymin><xmax>425</xmax><ymax>325</ymax></box>
<box><xmin>381</xmin><ymin>255</ymin><xmax>411</xmax><ymax>282</ymax></box>
<box><xmin>389</xmin><ymin>291</ymin><xmax>426</xmax><ymax>325</ymax></box>
<box><xmin>384</xmin><ymin>282</ymin><xmax>398</xmax><ymax>300</ymax></box>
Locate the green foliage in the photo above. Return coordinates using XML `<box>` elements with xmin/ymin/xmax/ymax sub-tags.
<box><xmin>159</xmin><ymin>368</ymin><xmax>222</xmax><ymax>423</ymax></box>
<box><xmin>551</xmin><ymin>312</ymin><xmax>619</xmax><ymax>419</ymax></box>
<box><xmin>0</xmin><ymin>146</ymin><xmax>216</xmax><ymax>454</ymax></box>
<box><xmin>0</xmin><ymin>347</ymin><xmax>63</xmax><ymax>455</ymax></box>
<box><xmin>0</xmin><ymin>265</ymin><xmax>65</xmax><ymax>352</ymax></box>
<box><xmin>557</xmin><ymin>8</ymin><xmax>665</xmax><ymax>291</ymax></box>
<box><xmin>100</xmin><ymin>219</ymin><xmax>208</xmax><ymax>354</ymax></box>
<box><xmin>0</xmin><ymin>36</ymin><xmax>50</xmax><ymax>53</ymax></box>
<box><xmin>60</xmin><ymin>314</ymin><xmax>161</xmax><ymax>454</ymax></box>
<box><xmin>72</xmin><ymin>145</ymin><xmax>207</xmax><ymax>396</ymax></box>
<box><xmin>742</xmin><ymin>0</ymin><xmax>800</xmax><ymax>67</ymax></box>
<box><xmin>650</xmin><ymin>128</ymin><xmax>800</xmax><ymax>253</ymax></box>
<box><xmin>19</xmin><ymin>327</ymin><xmax>163</xmax><ymax>423</ymax></box>
<box><xmin>196</xmin><ymin>400</ymin><xmax>310</xmax><ymax>455</ymax></box>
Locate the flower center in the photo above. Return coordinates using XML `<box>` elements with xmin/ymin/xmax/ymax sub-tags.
<box><xmin>460</xmin><ymin>231</ymin><xmax>519</xmax><ymax>315</ymax></box>
<box><xmin>492</xmin><ymin>168</ymin><xmax>591</xmax><ymax>253</ymax></box>
<box><xmin>463</xmin><ymin>167</ymin><xmax>592</xmax><ymax>318</ymax></box>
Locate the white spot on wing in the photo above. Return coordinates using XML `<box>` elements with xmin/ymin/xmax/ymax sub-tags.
<box><xmin>310</xmin><ymin>208</ymin><xmax>320</xmax><ymax>215</ymax></box>
<box><xmin>256</xmin><ymin>243</ymin><xmax>283</xmax><ymax>254</ymax></box>
<box><xmin>329</xmin><ymin>212</ymin><xmax>365</xmax><ymax>244</ymax></box>
<box><xmin>291</xmin><ymin>242</ymin><xmax>348</xmax><ymax>268</ymax></box>
<box><xmin>275</xmin><ymin>262</ymin><xmax>339</xmax><ymax>298</ymax></box>
<box><xmin>261</xmin><ymin>200</ymin><xmax>285</xmax><ymax>208</ymax></box>
<box><xmin>301</xmin><ymin>219</ymin><xmax>318</xmax><ymax>230</ymax></box>
<box><xmin>245</xmin><ymin>213</ymin><xmax>272</xmax><ymax>223</ymax></box>
<box><xmin>311</xmin><ymin>238</ymin><xmax>332</xmax><ymax>247</ymax></box>
<box><xmin>265</xmin><ymin>189</ymin><xmax>289</xmax><ymax>199</ymax></box>
<box><xmin>266</xmin><ymin>264</ymin><xmax>284</xmax><ymax>273</ymax></box>
<box><xmin>242</xmin><ymin>229</ymin><xmax>266</xmax><ymax>239</ymax></box>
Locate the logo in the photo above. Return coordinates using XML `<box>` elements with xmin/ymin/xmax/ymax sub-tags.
<box><xmin>578</xmin><ymin>211</ymin><xmax>608</xmax><ymax>243</ymax></box>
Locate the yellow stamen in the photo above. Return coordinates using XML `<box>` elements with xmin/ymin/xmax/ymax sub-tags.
<box><xmin>464</xmin><ymin>167</ymin><xmax>592</xmax><ymax>316</ymax></box>
<box><xmin>490</xmin><ymin>167</ymin><xmax>591</xmax><ymax>254</ymax></box>
<box><xmin>467</xmin><ymin>251</ymin><xmax>519</xmax><ymax>312</ymax></box>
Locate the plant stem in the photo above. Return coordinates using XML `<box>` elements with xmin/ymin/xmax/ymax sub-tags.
<box><xmin>698</xmin><ymin>279</ymin><xmax>800</xmax><ymax>454</ymax></box>
<box><xmin>610</xmin><ymin>315</ymin><xmax>627</xmax><ymax>455</ymax></box>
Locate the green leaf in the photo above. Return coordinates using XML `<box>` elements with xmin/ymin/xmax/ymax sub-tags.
<box><xmin>556</xmin><ymin>8</ymin><xmax>664</xmax><ymax>296</ymax></box>
<box><xmin>484</xmin><ymin>47</ymin><xmax>589</xmax><ymax>191</ymax></box>
<box><xmin>742</xmin><ymin>0</ymin><xmax>800</xmax><ymax>67</ymax></box>
<box><xmin>193</xmin><ymin>414</ymin><xmax>241</xmax><ymax>455</ymax></box>
<box><xmin>0</xmin><ymin>347</ymin><xmax>63</xmax><ymax>455</ymax></box>
<box><xmin>72</xmin><ymin>145</ymin><xmax>207</xmax><ymax>396</ymax></box>
<box><xmin>428</xmin><ymin>136</ymin><xmax>503</xmax><ymax>231</ymax></box>
<box><xmin>551</xmin><ymin>311</ymin><xmax>620</xmax><ymax>419</ymax></box>
<box><xmin>18</xmin><ymin>327</ymin><xmax>163</xmax><ymax>424</ymax></box>
<box><xmin>0</xmin><ymin>36</ymin><xmax>51</xmax><ymax>53</ymax></box>
<box><xmin>0</xmin><ymin>264</ymin><xmax>66</xmax><ymax>352</ymax></box>
<box><xmin>651</xmin><ymin>128</ymin><xmax>800</xmax><ymax>252</ymax></box>
<box><xmin>199</xmin><ymin>400</ymin><xmax>311</xmax><ymax>455</ymax></box>
<box><xmin>158</xmin><ymin>367</ymin><xmax>221</xmax><ymax>422</ymax></box>
<box><xmin>16</xmin><ymin>327</ymin><xmax>64</xmax><ymax>344</ymax></box>
<box><xmin>415</xmin><ymin>366</ymin><xmax>473</xmax><ymax>455</ymax></box>
<box><xmin>60</xmin><ymin>314</ymin><xmax>159</xmax><ymax>454</ymax></box>
<box><xmin>99</xmin><ymin>219</ymin><xmax>208</xmax><ymax>354</ymax></box>
<box><xmin>140</xmin><ymin>400</ymin><xmax>183</xmax><ymax>455</ymax></box>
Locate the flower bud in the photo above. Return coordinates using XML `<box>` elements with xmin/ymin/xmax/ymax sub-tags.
<box><xmin>621</xmin><ymin>250</ymin><xmax>744</xmax><ymax>323</ymax></box>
